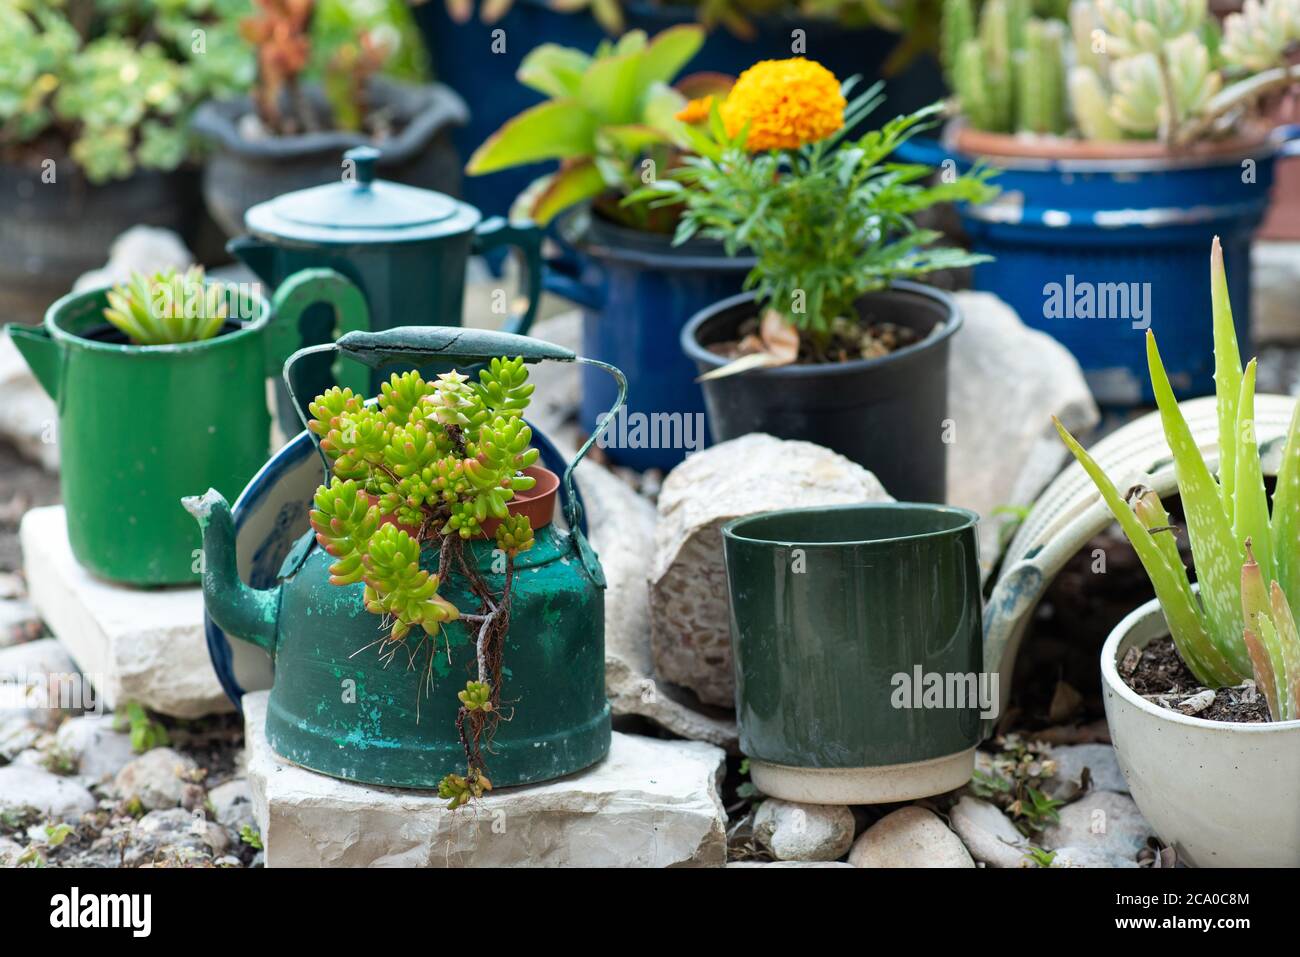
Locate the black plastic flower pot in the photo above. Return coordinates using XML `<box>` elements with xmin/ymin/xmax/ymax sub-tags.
<box><xmin>681</xmin><ymin>282</ymin><xmax>961</xmax><ymax>503</ymax></box>
<box><xmin>191</xmin><ymin>78</ymin><xmax>468</xmax><ymax>237</ymax></box>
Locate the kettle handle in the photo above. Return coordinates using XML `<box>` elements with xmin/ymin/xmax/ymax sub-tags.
<box><xmin>471</xmin><ymin>217</ymin><xmax>543</xmax><ymax>336</ymax></box>
<box><xmin>283</xmin><ymin>326</ymin><xmax>627</xmax><ymax>576</ymax></box>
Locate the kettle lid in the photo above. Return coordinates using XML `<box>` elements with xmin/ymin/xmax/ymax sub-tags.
<box><xmin>245</xmin><ymin>146</ymin><xmax>478</xmax><ymax>243</ymax></box>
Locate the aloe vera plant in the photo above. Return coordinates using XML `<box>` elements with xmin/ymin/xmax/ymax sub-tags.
<box><xmin>1055</xmin><ymin>238</ymin><xmax>1300</xmax><ymax>720</ymax></box>
<box><xmin>307</xmin><ymin>358</ymin><xmax>541</xmax><ymax>803</ymax></box>
<box><xmin>102</xmin><ymin>267</ymin><xmax>230</xmax><ymax>346</ymax></box>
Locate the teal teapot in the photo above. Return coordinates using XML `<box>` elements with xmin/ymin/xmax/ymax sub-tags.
<box><xmin>186</xmin><ymin>326</ymin><xmax>625</xmax><ymax>790</ymax></box>
<box><xmin>231</xmin><ymin>145</ymin><xmax>543</xmax><ymax>426</ymax></box>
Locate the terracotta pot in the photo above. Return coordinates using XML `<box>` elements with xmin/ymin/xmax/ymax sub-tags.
<box><xmin>364</xmin><ymin>464</ymin><xmax>558</xmax><ymax>541</ymax></box>
<box><xmin>481</xmin><ymin>465</ymin><xmax>558</xmax><ymax>538</ymax></box>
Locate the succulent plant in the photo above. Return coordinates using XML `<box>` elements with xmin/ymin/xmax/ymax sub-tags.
<box><xmin>307</xmin><ymin>358</ymin><xmax>544</xmax><ymax>805</ymax></box>
<box><xmin>1056</xmin><ymin>239</ymin><xmax>1300</xmax><ymax>720</ymax></box>
<box><xmin>465</xmin><ymin>25</ymin><xmax>722</xmax><ymax>226</ymax></box>
<box><xmin>102</xmin><ymin>267</ymin><xmax>230</xmax><ymax>346</ymax></box>
<box><xmin>942</xmin><ymin>0</ymin><xmax>1068</xmax><ymax>134</ymax></box>
<box><xmin>945</xmin><ymin>0</ymin><xmax>1300</xmax><ymax>145</ymax></box>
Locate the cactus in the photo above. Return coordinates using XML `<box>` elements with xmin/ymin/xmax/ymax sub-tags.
<box><xmin>942</xmin><ymin>0</ymin><xmax>1066</xmax><ymax>133</ymax></box>
<box><xmin>102</xmin><ymin>267</ymin><xmax>229</xmax><ymax>346</ymax></box>
<box><xmin>306</xmin><ymin>358</ymin><xmax>547</xmax><ymax>806</ymax></box>
<box><xmin>1056</xmin><ymin>238</ymin><xmax>1300</xmax><ymax>720</ymax></box>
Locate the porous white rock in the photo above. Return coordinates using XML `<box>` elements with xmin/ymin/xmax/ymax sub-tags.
<box><xmin>947</xmin><ymin>292</ymin><xmax>1100</xmax><ymax>575</ymax></box>
<box><xmin>848</xmin><ymin>806</ymin><xmax>975</xmax><ymax>869</ymax></box>
<box><xmin>949</xmin><ymin>796</ymin><xmax>1030</xmax><ymax>868</ymax></box>
<box><xmin>243</xmin><ymin>690</ymin><xmax>728</xmax><ymax>867</ymax></box>
<box><xmin>113</xmin><ymin>747</ymin><xmax>199</xmax><ymax>810</ymax></box>
<box><xmin>575</xmin><ymin>460</ymin><xmax>737</xmax><ymax>749</ymax></box>
<box><xmin>752</xmin><ymin>799</ymin><xmax>856</xmax><ymax>862</ymax></box>
<box><xmin>21</xmin><ymin>506</ymin><xmax>232</xmax><ymax>718</ymax></box>
<box><xmin>649</xmin><ymin>434</ymin><xmax>892</xmax><ymax>707</ymax></box>
<box><xmin>1044</xmin><ymin>743</ymin><xmax>1129</xmax><ymax>799</ymax></box>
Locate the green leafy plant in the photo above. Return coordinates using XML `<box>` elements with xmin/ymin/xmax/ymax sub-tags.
<box><xmin>465</xmin><ymin>25</ymin><xmax>723</xmax><ymax>227</ymax></box>
<box><xmin>942</xmin><ymin>0</ymin><xmax>1069</xmax><ymax>134</ymax></box>
<box><xmin>641</xmin><ymin>74</ymin><xmax>996</xmax><ymax>369</ymax></box>
<box><xmin>307</xmin><ymin>358</ymin><xmax>542</xmax><ymax>806</ymax></box>
<box><xmin>1024</xmin><ymin>845</ymin><xmax>1058</xmax><ymax>866</ymax></box>
<box><xmin>102</xmin><ymin>267</ymin><xmax>230</xmax><ymax>346</ymax></box>
<box><xmin>239</xmin><ymin>823</ymin><xmax>263</xmax><ymax>849</ymax></box>
<box><xmin>0</xmin><ymin>0</ymin><xmax>252</xmax><ymax>182</ymax></box>
<box><xmin>969</xmin><ymin>735</ymin><xmax>1064</xmax><ymax>832</ymax></box>
<box><xmin>943</xmin><ymin>0</ymin><xmax>1300</xmax><ymax>146</ymax></box>
<box><xmin>113</xmin><ymin>700</ymin><xmax>170</xmax><ymax>752</ymax></box>
<box><xmin>1056</xmin><ymin>237</ymin><xmax>1300</xmax><ymax>720</ymax></box>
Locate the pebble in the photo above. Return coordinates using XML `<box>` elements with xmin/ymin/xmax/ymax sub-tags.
<box><xmin>1040</xmin><ymin>791</ymin><xmax>1153</xmax><ymax>866</ymax></box>
<box><xmin>122</xmin><ymin>808</ymin><xmax>229</xmax><ymax>867</ymax></box>
<box><xmin>55</xmin><ymin>714</ymin><xmax>137</xmax><ymax>784</ymax></box>
<box><xmin>113</xmin><ymin>747</ymin><xmax>199</xmax><ymax>810</ymax></box>
<box><xmin>1044</xmin><ymin>743</ymin><xmax>1129</xmax><ymax>799</ymax></box>
<box><xmin>0</xmin><ymin>765</ymin><xmax>95</xmax><ymax>821</ymax></box>
<box><xmin>1050</xmin><ymin>845</ymin><xmax>1141</xmax><ymax>868</ymax></box>
<box><xmin>752</xmin><ymin>799</ymin><xmax>855</xmax><ymax>862</ymax></box>
<box><xmin>848</xmin><ymin>806</ymin><xmax>975</xmax><ymax>868</ymax></box>
<box><xmin>949</xmin><ymin>796</ymin><xmax>1031</xmax><ymax>868</ymax></box>
<box><xmin>207</xmin><ymin>778</ymin><xmax>255</xmax><ymax>832</ymax></box>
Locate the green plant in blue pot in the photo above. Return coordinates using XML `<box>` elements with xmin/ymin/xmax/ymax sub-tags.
<box><xmin>466</xmin><ymin>25</ymin><xmax>750</xmax><ymax>472</ymax></box>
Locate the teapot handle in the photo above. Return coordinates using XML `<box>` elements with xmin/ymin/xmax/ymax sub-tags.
<box><xmin>283</xmin><ymin>326</ymin><xmax>627</xmax><ymax>580</ymax></box>
<box><xmin>471</xmin><ymin>217</ymin><xmax>544</xmax><ymax>336</ymax></box>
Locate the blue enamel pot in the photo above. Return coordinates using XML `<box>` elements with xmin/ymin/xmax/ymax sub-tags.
<box><xmin>897</xmin><ymin>126</ymin><xmax>1281</xmax><ymax>405</ymax></box>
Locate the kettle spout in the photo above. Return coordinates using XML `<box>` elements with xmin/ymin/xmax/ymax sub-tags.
<box><xmin>226</xmin><ymin>235</ymin><xmax>277</xmax><ymax>286</ymax></box>
<box><xmin>183</xmin><ymin>489</ymin><xmax>280</xmax><ymax>656</ymax></box>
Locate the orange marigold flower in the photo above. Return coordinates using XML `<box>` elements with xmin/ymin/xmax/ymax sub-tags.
<box><xmin>719</xmin><ymin>57</ymin><xmax>846</xmax><ymax>151</ymax></box>
<box><xmin>675</xmin><ymin>95</ymin><xmax>714</xmax><ymax>124</ymax></box>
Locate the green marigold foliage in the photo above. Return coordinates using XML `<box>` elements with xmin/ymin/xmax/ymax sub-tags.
<box><xmin>307</xmin><ymin>360</ymin><xmax>538</xmax><ymax>644</ymax></box>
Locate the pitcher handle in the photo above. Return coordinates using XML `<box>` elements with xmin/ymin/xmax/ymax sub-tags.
<box><xmin>264</xmin><ymin>268</ymin><xmax>372</xmax><ymax>396</ymax></box>
<box><xmin>471</xmin><ymin>217</ymin><xmax>543</xmax><ymax>336</ymax></box>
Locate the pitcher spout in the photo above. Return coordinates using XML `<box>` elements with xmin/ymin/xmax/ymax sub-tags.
<box><xmin>183</xmin><ymin>489</ymin><xmax>280</xmax><ymax>655</ymax></box>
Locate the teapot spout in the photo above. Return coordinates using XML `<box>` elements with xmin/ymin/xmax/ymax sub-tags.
<box><xmin>182</xmin><ymin>489</ymin><xmax>280</xmax><ymax>655</ymax></box>
<box><xmin>227</xmin><ymin>235</ymin><xmax>277</xmax><ymax>286</ymax></box>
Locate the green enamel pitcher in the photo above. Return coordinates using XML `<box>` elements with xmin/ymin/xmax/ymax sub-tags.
<box><xmin>229</xmin><ymin>145</ymin><xmax>544</xmax><ymax>430</ymax></box>
<box><xmin>6</xmin><ymin>271</ymin><xmax>371</xmax><ymax>586</ymax></box>
<box><xmin>185</xmin><ymin>326</ymin><xmax>626</xmax><ymax>788</ymax></box>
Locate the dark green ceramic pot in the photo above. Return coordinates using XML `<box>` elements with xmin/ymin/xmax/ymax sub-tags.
<box><xmin>722</xmin><ymin>503</ymin><xmax>985</xmax><ymax>804</ymax></box>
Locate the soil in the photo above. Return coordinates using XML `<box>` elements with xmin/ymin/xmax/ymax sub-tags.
<box><xmin>1119</xmin><ymin>636</ymin><xmax>1272</xmax><ymax>723</ymax></box>
<box><xmin>708</xmin><ymin>313</ymin><xmax>924</xmax><ymax>365</ymax></box>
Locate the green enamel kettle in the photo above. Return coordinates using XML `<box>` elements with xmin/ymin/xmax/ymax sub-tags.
<box><xmin>186</xmin><ymin>326</ymin><xmax>626</xmax><ymax>789</ymax></box>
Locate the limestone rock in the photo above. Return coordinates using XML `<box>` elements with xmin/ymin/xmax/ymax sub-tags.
<box><xmin>243</xmin><ymin>690</ymin><xmax>727</xmax><ymax>867</ymax></box>
<box><xmin>21</xmin><ymin>506</ymin><xmax>232</xmax><ymax>718</ymax></box>
<box><xmin>1044</xmin><ymin>743</ymin><xmax>1129</xmax><ymax>799</ymax></box>
<box><xmin>649</xmin><ymin>434</ymin><xmax>892</xmax><ymax>707</ymax></box>
<box><xmin>1050</xmin><ymin>845</ymin><xmax>1140</xmax><ymax>868</ymax></box>
<box><xmin>1040</xmin><ymin>791</ymin><xmax>1153</xmax><ymax>865</ymax></box>
<box><xmin>0</xmin><ymin>765</ymin><xmax>95</xmax><ymax>821</ymax></box>
<box><xmin>752</xmin><ymin>799</ymin><xmax>855</xmax><ymax>862</ymax></box>
<box><xmin>113</xmin><ymin>747</ymin><xmax>199</xmax><ymax>810</ymax></box>
<box><xmin>727</xmin><ymin>860</ymin><xmax>854</xmax><ymax>868</ymax></box>
<box><xmin>55</xmin><ymin>714</ymin><xmax>136</xmax><ymax>784</ymax></box>
<box><xmin>73</xmin><ymin>226</ymin><xmax>193</xmax><ymax>293</ymax></box>
<box><xmin>575</xmin><ymin>460</ymin><xmax>737</xmax><ymax>749</ymax></box>
<box><xmin>949</xmin><ymin>796</ymin><xmax>1030</xmax><ymax>868</ymax></box>
<box><xmin>947</xmin><ymin>292</ymin><xmax>1100</xmax><ymax>575</ymax></box>
<box><xmin>848</xmin><ymin>806</ymin><xmax>975</xmax><ymax>868</ymax></box>
<box><xmin>0</xmin><ymin>637</ymin><xmax>80</xmax><ymax>729</ymax></box>
<box><xmin>208</xmin><ymin>778</ymin><xmax>255</xmax><ymax>833</ymax></box>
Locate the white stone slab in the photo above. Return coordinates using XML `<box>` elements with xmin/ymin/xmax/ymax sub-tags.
<box><xmin>20</xmin><ymin>506</ymin><xmax>232</xmax><ymax>719</ymax></box>
<box><xmin>243</xmin><ymin>691</ymin><xmax>728</xmax><ymax>868</ymax></box>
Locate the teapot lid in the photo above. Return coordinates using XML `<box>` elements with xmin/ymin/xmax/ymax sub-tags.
<box><xmin>244</xmin><ymin>146</ymin><xmax>479</xmax><ymax>244</ymax></box>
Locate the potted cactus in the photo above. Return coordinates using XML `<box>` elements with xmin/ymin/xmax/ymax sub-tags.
<box><xmin>413</xmin><ymin>0</ymin><xmax>950</xmax><ymax>218</ymax></box>
<box><xmin>191</xmin><ymin>0</ymin><xmax>467</xmax><ymax>237</ymax></box>
<box><xmin>1056</xmin><ymin>238</ymin><xmax>1300</xmax><ymax>867</ymax></box>
<box><xmin>655</xmin><ymin>60</ymin><xmax>996</xmax><ymax>501</ymax></box>
<box><xmin>0</xmin><ymin>0</ymin><xmax>250</xmax><ymax>318</ymax></box>
<box><xmin>903</xmin><ymin>0</ymin><xmax>1300</xmax><ymax>404</ymax></box>
<box><xmin>466</xmin><ymin>25</ymin><xmax>752</xmax><ymax>471</ymax></box>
